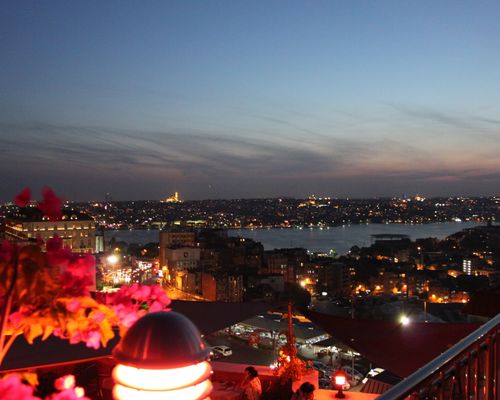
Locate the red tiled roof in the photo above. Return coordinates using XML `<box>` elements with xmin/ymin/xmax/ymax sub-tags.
<box><xmin>305</xmin><ymin>310</ymin><xmax>480</xmax><ymax>377</ymax></box>
<box><xmin>463</xmin><ymin>290</ymin><xmax>500</xmax><ymax>318</ymax></box>
<box><xmin>361</xmin><ymin>378</ymin><xmax>393</xmax><ymax>394</ymax></box>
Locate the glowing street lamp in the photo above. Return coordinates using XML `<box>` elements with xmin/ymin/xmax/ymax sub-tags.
<box><xmin>107</xmin><ymin>254</ymin><xmax>119</xmax><ymax>265</ymax></box>
<box><xmin>332</xmin><ymin>369</ymin><xmax>348</xmax><ymax>398</ymax></box>
<box><xmin>400</xmin><ymin>315</ymin><xmax>410</xmax><ymax>326</ymax></box>
<box><xmin>112</xmin><ymin>311</ymin><xmax>212</xmax><ymax>400</ymax></box>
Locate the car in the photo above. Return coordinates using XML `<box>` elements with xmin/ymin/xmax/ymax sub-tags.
<box><xmin>211</xmin><ymin>345</ymin><xmax>232</xmax><ymax>357</ymax></box>
<box><xmin>341</xmin><ymin>366</ymin><xmax>365</xmax><ymax>384</ymax></box>
<box><xmin>312</xmin><ymin>361</ymin><xmax>328</xmax><ymax>369</ymax></box>
<box><xmin>353</xmin><ymin>362</ymin><xmax>370</xmax><ymax>376</ymax></box>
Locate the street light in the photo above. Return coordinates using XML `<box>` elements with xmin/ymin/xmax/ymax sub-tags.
<box><xmin>332</xmin><ymin>369</ymin><xmax>347</xmax><ymax>398</ymax></box>
<box><xmin>107</xmin><ymin>254</ymin><xmax>119</xmax><ymax>265</ymax></box>
<box><xmin>400</xmin><ymin>315</ymin><xmax>410</xmax><ymax>326</ymax></box>
<box><xmin>112</xmin><ymin>311</ymin><xmax>212</xmax><ymax>400</ymax></box>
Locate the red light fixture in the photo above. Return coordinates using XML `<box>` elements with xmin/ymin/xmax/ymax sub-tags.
<box><xmin>112</xmin><ymin>311</ymin><xmax>212</xmax><ymax>400</ymax></box>
<box><xmin>332</xmin><ymin>369</ymin><xmax>347</xmax><ymax>398</ymax></box>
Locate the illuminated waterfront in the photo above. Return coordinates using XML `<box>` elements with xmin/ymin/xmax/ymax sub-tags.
<box><xmin>105</xmin><ymin>221</ymin><xmax>482</xmax><ymax>255</ymax></box>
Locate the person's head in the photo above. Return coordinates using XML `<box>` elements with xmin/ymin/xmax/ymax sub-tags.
<box><xmin>299</xmin><ymin>382</ymin><xmax>315</xmax><ymax>394</ymax></box>
<box><xmin>245</xmin><ymin>366</ymin><xmax>258</xmax><ymax>379</ymax></box>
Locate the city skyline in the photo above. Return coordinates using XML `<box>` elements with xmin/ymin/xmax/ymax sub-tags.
<box><xmin>1</xmin><ymin>1</ymin><xmax>500</xmax><ymax>201</ymax></box>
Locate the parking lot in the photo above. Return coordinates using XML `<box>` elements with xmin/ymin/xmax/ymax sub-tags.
<box><xmin>205</xmin><ymin>312</ymin><xmax>374</xmax><ymax>391</ymax></box>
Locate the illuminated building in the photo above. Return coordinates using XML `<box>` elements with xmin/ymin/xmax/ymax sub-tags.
<box><xmin>161</xmin><ymin>191</ymin><xmax>181</xmax><ymax>203</ymax></box>
<box><xmin>462</xmin><ymin>258</ymin><xmax>472</xmax><ymax>275</ymax></box>
<box><xmin>4</xmin><ymin>207</ymin><xmax>96</xmax><ymax>253</ymax></box>
<box><xmin>159</xmin><ymin>228</ymin><xmax>197</xmax><ymax>268</ymax></box>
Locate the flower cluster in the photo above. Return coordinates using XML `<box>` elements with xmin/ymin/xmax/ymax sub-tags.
<box><xmin>0</xmin><ymin>188</ymin><xmax>173</xmax><ymax>399</ymax></box>
<box><xmin>1</xmin><ymin>187</ymin><xmax>172</xmax><ymax>354</ymax></box>
<box><xmin>14</xmin><ymin>187</ymin><xmax>62</xmax><ymax>221</ymax></box>
<box><xmin>105</xmin><ymin>283</ymin><xmax>171</xmax><ymax>330</ymax></box>
<box><xmin>0</xmin><ymin>374</ymin><xmax>90</xmax><ymax>400</ymax></box>
<box><xmin>0</xmin><ymin>375</ymin><xmax>40</xmax><ymax>400</ymax></box>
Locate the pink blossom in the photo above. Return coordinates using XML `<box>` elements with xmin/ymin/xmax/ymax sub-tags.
<box><xmin>9</xmin><ymin>311</ymin><xmax>23</xmax><ymax>326</ymax></box>
<box><xmin>65</xmin><ymin>299</ymin><xmax>81</xmax><ymax>313</ymax></box>
<box><xmin>54</xmin><ymin>375</ymin><xmax>75</xmax><ymax>391</ymax></box>
<box><xmin>49</xmin><ymin>388</ymin><xmax>90</xmax><ymax>400</ymax></box>
<box><xmin>111</xmin><ymin>304</ymin><xmax>139</xmax><ymax>328</ymax></box>
<box><xmin>149</xmin><ymin>300</ymin><xmax>164</xmax><ymax>312</ymax></box>
<box><xmin>84</xmin><ymin>331</ymin><xmax>101</xmax><ymax>350</ymax></box>
<box><xmin>0</xmin><ymin>375</ymin><xmax>40</xmax><ymax>400</ymax></box>
<box><xmin>38</xmin><ymin>188</ymin><xmax>63</xmax><ymax>221</ymax></box>
<box><xmin>14</xmin><ymin>188</ymin><xmax>31</xmax><ymax>207</ymax></box>
<box><xmin>90</xmin><ymin>311</ymin><xmax>105</xmax><ymax>323</ymax></box>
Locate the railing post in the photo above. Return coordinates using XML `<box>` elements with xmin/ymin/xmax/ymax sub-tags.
<box><xmin>483</xmin><ymin>337</ymin><xmax>491</xmax><ymax>400</ymax></box>
<box><xmin>495</xmin><ymin>331</ymin><xmax>499</xmax><ymax>400</ymax></box>
<box><xmin>436</xmin><ymin>371</ymin><xmax>444</xmax><ymax>400</ymax></box>
<box><xmin>465</xmin><ymin>352</ymin><xmax>471</xmax><ymax>399</ymax></box>
<box><xmin>376</xmin><ymin>315</ymin><xmax>500</xmax><ymax>400</ymax></box>
<box><xmin>473</xmin><ymin>346</ymin><xmax>478</xmax><ymax>400</ymax></box>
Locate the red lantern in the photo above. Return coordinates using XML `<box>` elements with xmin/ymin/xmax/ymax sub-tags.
<box><xmin>332</xmin><ymin>370</ymin><xmax>347</xmax><ymax>398</ymax></box>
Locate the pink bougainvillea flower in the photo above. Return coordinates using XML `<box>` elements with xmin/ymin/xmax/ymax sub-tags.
<box><xmin>65</xmin><ymin>299</ymin><xmax>81</xmax><ymax>313</ymax></box>
<box><xmin>38</xmin><ymin>187</ymin><xmax>63</xmax><ymax>221</ymax></box>
<box><xmin>54</xmin><ymin>375</ymin><xmax>75</xmax><ymax>391</ymax></box>
<box><xmin>9</xmin><ymin>311</ymin><xmax>23</xmax><ymax>326</ymax></box>
<box><xmin>84</xmin><ymin>331</ymin><xmax>101</xmax><ymax>350</ymax></box>
<box><xmin>49</xmin><ymin>388</ymin><xmax>89</xmax><ymax>400</ymax></box>
<box><xmin>14</xmin><ymin>188</ymin><xmax>31</xmax><ymax>207</ymax></box>
<box><xmin>90</xmin><ymin>311</ymin><xmax>105</xmax><ymax>323</ymax></box>
<box><xmin>0</xmin><ymin>375</ymin><xmax>41</xmax><ymax>400</ymax></box>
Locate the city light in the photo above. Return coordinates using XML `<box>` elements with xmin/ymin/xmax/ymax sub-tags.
<box><xmin>107</xmin><ymin>254</ymin><xmax>119</xmax><ymax>265</ymax></box>
<box><xmin>400</xmin><ymin>315</ymin><xmax>410</xmax><ymax>326</ymax></box>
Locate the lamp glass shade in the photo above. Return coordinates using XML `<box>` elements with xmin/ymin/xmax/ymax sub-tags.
<box><xmin>113</xmin><ymin>379</ymin><xmax>212</xmax><ymax>400</ymax></box>
<box><xmin>113</xmin><ymin>361</ymin><xmax>212</xmax><ymax>391</ymax></box>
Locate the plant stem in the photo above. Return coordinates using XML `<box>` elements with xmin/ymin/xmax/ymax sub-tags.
<box><xmin>0</xmin><ymin>249</ymin><xmax>19</xmax><ymax>366</ymax></box>
<box><xmin>0</xmin><ymin>331</ymin><xmax>21</xmax><ymax>363</ymax></box>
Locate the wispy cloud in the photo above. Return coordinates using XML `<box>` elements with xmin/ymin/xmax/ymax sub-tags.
<box><xmin>1</xmin><ymin>117</ymin><xmax>499</xmax><ymax>200</ymax></box>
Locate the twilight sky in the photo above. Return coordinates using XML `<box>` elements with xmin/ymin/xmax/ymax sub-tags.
<box><xmin>1</xmin><ymin>1</ymin><xmax>500</xmax><ymax>201</ymax></box>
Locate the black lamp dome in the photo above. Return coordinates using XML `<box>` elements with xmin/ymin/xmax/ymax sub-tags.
<box><xmin>113</xmin><ymin>311</ymin><xmax>210</xmax><ymax>369</ymax></box>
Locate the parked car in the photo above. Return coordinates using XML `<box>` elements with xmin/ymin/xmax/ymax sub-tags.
<box><xmin>353</xmin><ymin>362</ymin><xmax>370</xmax><ymax>376</ymax></box>
<box><xmin>341</xmin><ymin>366</ymin><xmax>365</xmax><ymax>384</ymax></box>
<box><xmin>211</xmin><ymin>345</ymin><xmax>233</xmax><ymax>357</ymax></box>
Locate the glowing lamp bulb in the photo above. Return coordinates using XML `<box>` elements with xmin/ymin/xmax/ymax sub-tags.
<box><xmin>335</xmin><ymin>374</ymin><xmax>346</xmax><ymax>386</ymax></box>
<box><xmin>332</xmin><ymin>370</ymin><xmax>347</xmax><ymax>399</ymax></box>
<box><xmin>113</xmin><ymin>361</ymin><xmax>212</xmax><ymax>400</ymax></box>
<box><xmin>400</xmin><ymin>315</ymin><xmax>410</xmax><ymax>326</ymax></box>
<box><xmin>107</xmin><ymin>254</ymin><xmax>119</xmax><ymax>264</ymax></box>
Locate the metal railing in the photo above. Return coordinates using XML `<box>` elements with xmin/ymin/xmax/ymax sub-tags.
<box><xmin>378</xmin><ymin>313</ymin><xmax>500</xmax><ymax>400</ymax></box>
